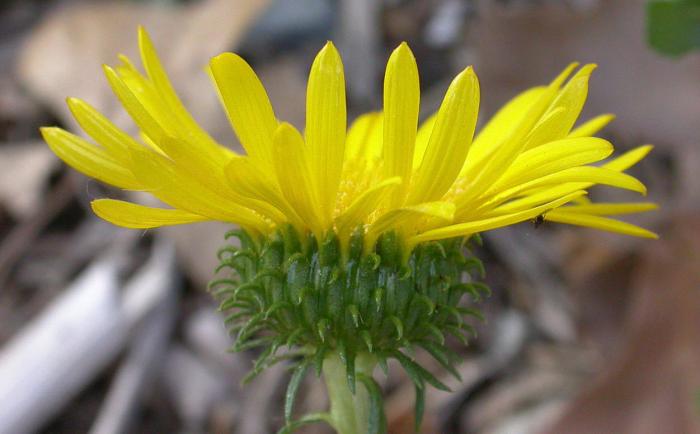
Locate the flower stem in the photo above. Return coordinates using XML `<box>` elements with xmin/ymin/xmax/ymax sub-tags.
<box><xmin>323</xmin><ymin>352</ymin><xmax>377</xmax><ymax>434</ymax></box>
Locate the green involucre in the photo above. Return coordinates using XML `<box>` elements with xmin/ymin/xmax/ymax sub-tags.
<box><xmin>209</xmin><ymin>225</ymin><xmax>489</xmax><ymax>432</ymax></box>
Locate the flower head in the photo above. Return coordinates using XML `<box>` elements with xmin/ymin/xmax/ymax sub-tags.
<box><xmin>41</xmin><ymin>28</ymin><xmax>659</xmax><ymax>432</ymax></box>
<box><xmin>42</xmin><ymin>28</ymin><xmax>657</xmax><ymax>253</ymax></box>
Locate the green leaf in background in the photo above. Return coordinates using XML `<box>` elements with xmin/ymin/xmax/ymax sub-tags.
<box><xmin>646</xmin><ymin>0</ymin><xmax>700</xmax><ymax>57</ymax></box>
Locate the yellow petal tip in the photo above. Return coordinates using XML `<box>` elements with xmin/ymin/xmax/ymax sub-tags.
<box><xmin>102</xmin><ymin>64</ymin><xmax>118</xmax><ymax>79</ymax></box>
<box><xmin>209</xmin><ymin>52</ymin><xmax>244</xmax><ymax>69</ymax></box>
<box><xmin>39</xmin><ymin>126</ymin><xmax>58</xmax><ymax>138</ymax></box>
<box><xmin>578</xmin><ymin>63</ymin><xmax>598</xmax><ymax>77</ymax></box>
<box><xmin>273</xmin><ymin>122</ymin><xmax>299</xmax><ymax>142</ymax></box>
<box><xmin>391</xmin><ymin>42</ymin><xmax>415</xmax><ymax>61</ymax></box>
<box><xmin>455</xmin><ymin>66</ymin><xmax>478</xmax><ymax>83</ymax></box>
<box><xmin>315</xmin><ymin>40</ymin><xmax>342</xmax><ymax>64</ymax></box>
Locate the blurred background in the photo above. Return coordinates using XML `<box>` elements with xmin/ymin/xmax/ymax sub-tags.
<box><xmin>0</xmin><ymin>0</ymin><xmax>698</xmax><ymax>433</ymax></box>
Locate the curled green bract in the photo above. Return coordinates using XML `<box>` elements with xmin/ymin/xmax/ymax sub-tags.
<box><xmin>210</xmin><ymin>225</ymin><xmax>488</xmax><ymax>433</ymax></box>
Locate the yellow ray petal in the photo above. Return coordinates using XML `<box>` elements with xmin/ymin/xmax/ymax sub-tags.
<box><xmin>572</xmin><ymin>195</ymin><xmax>592</xmax><ymax>204</ymax></box>
<box><xmin>569</xmin><ymin>114</ymin><xmax>615</xmax><ymax>138</ymax></box>
<box><xmin>464</xmin><ymin>63</ymin><xmax>578</xmax><ymax>175</ymax></box>
<box><xmin>334</xmin><ymin>177</ymin><xmax>401</xmax><ymax>236</ymax></box>
<box><xmin>411</xmin><ymin>191</ymin><xmax>585</xmax><ymax>243</ymax></box>
<box><xmin>345</xmin><ymin>112</ymin><xmax>383</xmax><ymax>163</ymax></box>
<box><xmin>555</xmin><ymin>202</ymin><xmax>658</xmax><ymax>215</ymax></box>
<box><xmin>137</xmin><ymin>28</ymin><xmax>185</xmax><ymax>118</ymax></box>
<box><xmin>545</xmin><ymin>211</ymin><xmax>658</xmax><ymax>239</ymax></box>
<box><xmin>272</xmin><ymin>123</ymin><xmax>323</xmax><ymax>235</ymax></box>
<box><xmin>156</xmin><ymin>135</ymin><xmax>281</xmax><ymax>222</ymax></box>
<box><xmin>383</xmin><ymin>43</ymin><xmax>420</xmax><ymax>207</ymax></box>
<box><xmin>407</xmin><ymin>67</ymin><xmax>480</xmax><ymax>204</ymax></box>
<box><xmin>550</xmin><ymin>62</ymin><xmax>581</xmax><ymax>88</ymax></box>
<box><xmin>456</xmin><ymin>85</ymin><xmax>559</xmax><ymax>210</ymax></box>
<box><xmin>305</xmin><ymin>42</ymin><xmax>347</xmax><ymax>224</ymax></box>
<box><xmin>525</xmin><ymin>64</ymin><xmax>596</xmax><ymax>148</ymax></box>
<box><xmin>41</xmin><ymin>127</ymin><xmax>141</xmax><ymax>190</ymax></box>
<box><xmin>367</xmin><ymin>201</ymin><xmax>455</xmax><ymax>250</ymax></box>
<box><xmin>103</xmin><ymin>65</ymin><xmax>166</xmax><ymax>144</ymax></box>
<box><xmin>67</xmin><ymin>98</ymin><xmax>141</xmax><ymax>163</ymax></box>
<box><xmin>127</xmin><ymin>145</ymin><xmax>270</xmax><ymax>231</ymax></box>
<box><xmin>482</xmin><ymin>166</ymin><xmax>647</xmax><ymax>211</ymax></box>
<box><xmin>156</xmin><ymin>135</ymin><xmax>231</xmax><ymax>185</ymax></box>
<box><xmin>413</xmin><ymin>113</ymin><xmax>437</xmax><ymax>168</ymax></box>
<box><xmin>488</xmin><ymin>137</ymin><xmax>613</xmax><ymax>193</ymax></box>
<box><xmin>138</xmin><ymin>130</ymin><xmax>166</xmax><ymax>155</ymax></box>
<box><xmin>456</xmin><ymin>63</ymin><xmax>582</xmax><ymax>204</ymax></box>
<box><xmin>209</xmin><ymin>52</ymin><xmax>278</xmax><ymax>166</ymax></box>
<box><xmin>114</xmin><ymin>56</ymin><xmax>183</xmax><ymax>139</ymax></box>
<box><xmin>91</xmin><ymin>199</ymin><xmax>208</xmax><ymax>228</ymax></box>
<box><xmin>488</xmin><ymin>183</ymin><xmax>590</xmax><ymax>215</ymax></box>
<box><xmin>519</xmin><ymin>106</ymin><xmax>566</xmax><ymax>150</ymax></box>
<box><xmin>137</xmin><ymin>27</ymin><xmax>223</xmax><ymax>151</ymax></box>
<box><xmin>603</xmin><ymin>145</ymin><xmax>653</xmax><ymax>171</ymax></box>
<box><xmin>224</xmin><ymin>156</ymin><xmax>299</xmax><ymax>226</ymax></box>
<box><xmin>467</xmin><ymin>86</ymin><xmax>545</xmax><ymax>166</ymax></box>
<box><xmin>492</xmin><ymin>144</ymin><xmax>655</xmax><ymax>216</ymax></box>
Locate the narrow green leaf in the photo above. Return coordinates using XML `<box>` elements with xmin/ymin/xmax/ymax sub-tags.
<box><xmin>361</xmin><ymin>330</ymin><xmax>374</xmax><ymax>352</ymax></box>
<box><xmin>285</xmin><ymin>361</ymin><xmax>309</xmax><ymax>423</ymax></box>
<box><xmin>349</xmin><ymin>304</ymin><xmax>361</xmax><ymax>327</ymax></box>
<box><xmin>374</xmin><ymin>287</ymin><xmax>384</xmax><ymax>312</ymax></box>
<box><xmin>390</xmin><ymin>316</ymin><xmax>404</xmax><ymax>340</ymax></box>
<box><xmin>392</xmin><ymin>350</ymin><xmax>451</xmax><ymax>392</ymax></box>
<box><xmin>358</xmin><ymin>373</ymin><xmax>388</xmax><ymax>434</ymax></box>
<box><xmin>338</xmin><ymin>342</ymin><xmax>356</xmax><ymax>394</ymax></box>
<box><xmin>390</xmin><ymin>351</ymin><xmax>423</xmax><ymax>389</ymax></box>
<box><xmin>314</xmin><ymin>346</ymin><xmax>327</xmax><ymax>377</ymax></box>
<box><xmin>445</xmin><ymin>325</ymin><xmax>471</xmax><ymax>346</ymax></box>
<box><xmin>378</xmin><ymin>356</ymin><xmax>389</xmax><ymax>376</ymax></box>
<box><xmin>422</xmin><ymin>322</ymin><xmax>445</xmax><ymax>345</ymax></box>
<box><xmin>414</xmin><ymin>383</ymin><xmax>425</xmax><ymax>433</ymax></box>
<box><xmin>463</xmin><ymin>257</ymin><xmax>486</xmax><ymax>278</ymax></box>
<box><xmin>277</xmin><ymin>412</ymin><xmax>333</xmax><ymax>434</ymax></box>
<box><xmin>457</xmin><ymin>306</ymin><xmax>485</xmax><ymax>322</ymax></box>
<box><xmin>419</xmin><ymin>341</ymin><xmax>462</xmax><ymax>381</ymax></box>
<box><xmin>317</xmin><ymin>318</ymin><xmax>329</xmax><ymax>342</ymax></box>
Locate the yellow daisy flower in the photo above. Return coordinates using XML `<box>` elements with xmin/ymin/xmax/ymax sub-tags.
<box><xmin>40</xmin><ymin>27</ymin><xmax>660</xmax><ymax>434</ymax></box>
<box><xmin>41</xmin><ymin>28</ymin><xmax>657</xmax><ymax>252</ymax></box>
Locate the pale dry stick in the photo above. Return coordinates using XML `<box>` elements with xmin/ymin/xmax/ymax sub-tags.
<box><xmin>90</xmin><ymin>240</ymin><xmax>179</xmax><ymax>434</ymax></box>
<box><xmin>0</xmin><ymin>238</ymin><xmax>176</xmax><ymax>434</ymax></box>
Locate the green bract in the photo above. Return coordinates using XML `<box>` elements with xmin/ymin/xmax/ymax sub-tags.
<box><xmin>209</xmin><ymin>226</ymin><xmax>489</xmax><ymax>432</ymax></box>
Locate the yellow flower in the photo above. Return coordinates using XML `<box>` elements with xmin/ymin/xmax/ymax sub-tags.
<box><xmin>42</xmin><ymin>27</ymin><xmax>657</xmax><ymax>252</ymax></box>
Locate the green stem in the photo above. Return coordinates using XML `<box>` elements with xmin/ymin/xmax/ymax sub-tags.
<box><xmin>323</xmin><ymin>352</ymin><xmax>377</xmax><ymax>434</ymax></box>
